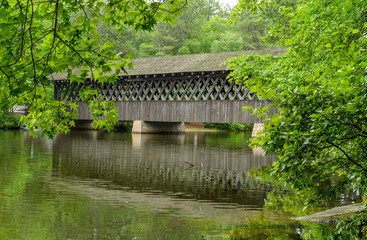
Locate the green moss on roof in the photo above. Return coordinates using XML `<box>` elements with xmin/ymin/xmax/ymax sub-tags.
<box><xmin>50</xmin><ymin>49</ymin><xmax>286</xmax><ymax>80</ymax></box>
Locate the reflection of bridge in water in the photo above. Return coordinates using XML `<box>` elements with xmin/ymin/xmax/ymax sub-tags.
<box><xmin>52</xmin><ymin>131</ymin><xmax>274</xmax><ymax>207</ymax></box>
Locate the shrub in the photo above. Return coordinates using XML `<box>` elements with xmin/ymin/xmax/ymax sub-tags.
<box><xmin>177</xmin><ymin>46</ymin><xmax>190</xmax><ymax>55</ymax></box>
<box><xmin>335</xmin><ymin>210</ymin><xmax>367</xmax><ymax>239</ymax></box>
<box><xmin>112</xmin><ymin>121</ymin><xmax>133</xmax><ymax>132</ymax></box>
<box><xmin>203</xmin><ymin>123</ymin><xmax>253</xmax><ymax>131</ymax></box>
<box><xmin>0</xmin><ymin>112</ymin><xmax>20</xmax><ymax>129</ymax></box>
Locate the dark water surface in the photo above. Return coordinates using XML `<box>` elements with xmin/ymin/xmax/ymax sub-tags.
<box><xmin>0</xmin><ymin>130</ymin><xmax>331</xmax><ymax>239</ymax></box>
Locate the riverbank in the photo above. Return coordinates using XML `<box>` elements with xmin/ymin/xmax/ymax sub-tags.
<box><xmin>185</xmin><ymin>122</ymin><xmax>222</xmax><ymax>132</ymax></box>
<box><xmin>186</xmin><ymin>128</ymin><xmax>222</xmax><ymax>132</ymax></box>
<box><xmin>185</xmin><ymin>122</ymin><xmax>254</xmax><ymax>132</ymax></box>
<box><xmin>295</xmin><ymin>204</ymin><xmax>365</xmax><ymax>225</ymax></box>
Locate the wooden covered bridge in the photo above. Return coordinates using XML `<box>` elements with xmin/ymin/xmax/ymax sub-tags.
<box><xmin>52</xmin><ymin>49</ymin><xmax>284</xmax><ymax>133</ymax></box>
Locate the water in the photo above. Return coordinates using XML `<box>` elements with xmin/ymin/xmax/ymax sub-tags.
<box><xmin>0</xmin><ymin>130</ymin><xmax>331</xmax><ymax>239</ymax></box>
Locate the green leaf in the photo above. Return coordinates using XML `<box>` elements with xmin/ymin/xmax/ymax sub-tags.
<box><xmin>242</xmin><ymin>106</ymin><xmax>252</xmax><ymax>110</ymax></box>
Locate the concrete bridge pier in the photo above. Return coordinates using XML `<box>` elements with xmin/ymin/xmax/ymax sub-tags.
<box><xmin>251</xmin><ymin>123</ymin><xmax>264</xmax><ymax>138</ymax></box>
<box><xmin>132</xmin><ymin>121</ymin><xmax>185</xmax><ymax>134</ymax></box>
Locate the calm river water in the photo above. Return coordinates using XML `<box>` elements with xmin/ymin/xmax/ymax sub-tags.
<box><xmin>0</xmin><ymin>130</ymin><xmax>332</xmax><ymax>239</ymax></box>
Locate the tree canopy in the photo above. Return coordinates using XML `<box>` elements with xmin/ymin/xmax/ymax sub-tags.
<box><xmin>228</xmin><ymin>0</ymin><xmax>367</xmax><ymax>203</ymax></box>
<box><xmin>98</xmin><ymin>0</ymin><xmax>280</xmax><ymax>57</ymax></box>
<box><xmin>0</xmin><ymin>0</ymin><xmax>187</xmax><ymax>137</ymax></box>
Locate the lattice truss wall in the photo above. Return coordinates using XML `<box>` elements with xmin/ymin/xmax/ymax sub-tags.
<box><xmin>54</xmin><ymin>70</ymin><xmax>258</xmax><ymax>102</ymax></box>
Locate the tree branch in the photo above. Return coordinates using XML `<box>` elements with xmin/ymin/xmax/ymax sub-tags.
<box><xmin>326</xmin><ymin>140</ymin><xmax>367</xmax><ymax>173</ymax></box>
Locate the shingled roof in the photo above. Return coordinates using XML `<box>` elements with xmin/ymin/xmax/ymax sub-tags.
<box><xmin>50</xmin><ymin>49</ymin><xmax>286</xmax><ymax>80</ymax></box>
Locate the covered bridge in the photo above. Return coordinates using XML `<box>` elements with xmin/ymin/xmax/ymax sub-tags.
<box><xmin>52</xmin><ymin>49</ymin><xmax>285</xmax><ymax>133</ymax></box>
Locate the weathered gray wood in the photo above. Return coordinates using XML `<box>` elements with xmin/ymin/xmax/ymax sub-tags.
<box><xmin>76</xmin><ymin>100</ymin><xmax>274</xmax><ymax>124</ymax></box>
<box><xmin>54</xmin><ymin>70</ymin><xmax>262</xmax><ymax>102</ymax></box>
<box><xmin>54</xmin><ymin>70</ymin><xmax>276</xmax><ymax>124</ymax></box>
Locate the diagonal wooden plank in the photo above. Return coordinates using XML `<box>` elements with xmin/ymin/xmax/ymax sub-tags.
<box><xmin>181</xmin><ymin>78</ymin><xmax>193</xmax><ymax>100</ymax></box>
<box><xmin>197</xmin><ymin>78</ymin><xmax>210</xmax><ymax>100</ymax></box>
<box><xmin>142</xmin><ymin>81</ymin><xmax>154</xmax><ymax>100</ymax></box>
<box><xmin>222</xmin><ymin>78</ymin><xmax>236</xmax><ymax>100</ymax></box>
<box><xmin>214</xmin><ymin>77</ymin><xmax>228</xmax><ymax>100</ymax></box>
<box><xmin>120</xmin><ymin>82</ymin><xmax>132</xmax><ymax>101</ymax></box>
<box><xmin>187</xmin><ymin>75</ymin><xmax>201</xmax><ymax>100</ymax></box>
<box><xmin>208</xmin><ymin>77</ymin><xmax>219</xmax><ymax>100</ymax></box>
<box><xmin>173</xmin><ymin>78</ymin><xmax>185</xmax><ymax>100</ymax></box>
<box><xmin>155</xmin><ymin>80</ymin><xmax>168</xmax><ymax>100</ymax></box>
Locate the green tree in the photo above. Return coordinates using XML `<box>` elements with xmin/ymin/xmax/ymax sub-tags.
<box><xmin>96</xmin><ymin>0</ymin><xmax>281</xmax><ymax>57</ymax></box>
<box><xmin>0</xmin><ymin>0</ymin><xmax>187</xmax><ymax>138</ymax></box>
<box><xmin>177</xmin><ymin>46</ymin><xmax>190</xmax><ymax>55</ymax></box>
<box><xmin>210</xmin><ymin>32</ymin><xmax>242</xmax><ymax>52</ymax></box>
<box><xmin>98</xmin><ymin>24</ymin><xmax>142</xmax><ymax>57</ymax></box>
<box><xmin>193</xmin><ymin>0</ymin><xmax>222</xmax><ymax>21</ymax></box>
<box><xmin>227</xmin><ymin>0</ymin><xmax>367</xmax><ymax>203</ymax></box>
<box><xmin>231</xmin><ymin>12</ymin><xmax>275</xmax><ymax>50</ymax></box>
<box><xmin>139</xmin><ymin>23</ymin><xmax>178</xmax><ymax>56</ymax></box>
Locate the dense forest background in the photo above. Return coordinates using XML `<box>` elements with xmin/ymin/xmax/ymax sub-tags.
<box><xmin>97</xmin><ymin>0</ymin><xmax>282</xmax><ymax>58</ymax></box>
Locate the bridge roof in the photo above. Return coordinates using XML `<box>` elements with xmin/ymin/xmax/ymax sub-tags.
<box><xmin>50</xmin><ymin>49</ymin><xmax>286</xmax><ymax>80</ymax></box>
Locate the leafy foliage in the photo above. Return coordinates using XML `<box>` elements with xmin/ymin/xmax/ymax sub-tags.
<box><xmin>0</xmin><ymin>112</ymin><xmax>20</xmax><ymax>129</ymax></box>
<box><xmin>203</xmin><ymin>123</ymin><xmax>253</xmax><ymax>131</ymax></box>
<box><xmin>228</xmin><ymin>0</ymin><xmax>367</xmax><ymax>204</ymax></box>
<box><xmin>252</xmin><ymin>167</ymin><xmax>367</xmax><ymax>238</ymax></box>
<box><xmin>112</xmin><ymin>121</ymin><xmax>133</xmax><ymax>132</ymax></box>
<box><xmin>335</xmin><ymin>210</ymin><xmax>367</xmax><ymax>239</ymax></box>
<box><xmin>250</xmin><ymin>167</ymin><xmax>328</xmax><ymax>215</ymax></box>
<box><xmin>99</xmin><ymin>0</ymin><xmax>280</xmax><ymax>57</ymax></box>
<box><xmin>334</xmin><ymin>194</ymin><xmax>367</xmax><ymax>239</ymax></box>
<box><xmin>0</xmin><ymin>0</ymin><xmax>187</xmax><ymax>138</ymax></box>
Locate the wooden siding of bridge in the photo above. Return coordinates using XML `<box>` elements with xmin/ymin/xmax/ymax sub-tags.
<box><xmin>54</xmin><ymin>70</ymin><xmax>276</xmax><ymax>123</ymax></box>
<box><xmin>75</xmin><ymin>100</ymin><xmax>274</xmax><ymax>123</ymax></box>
